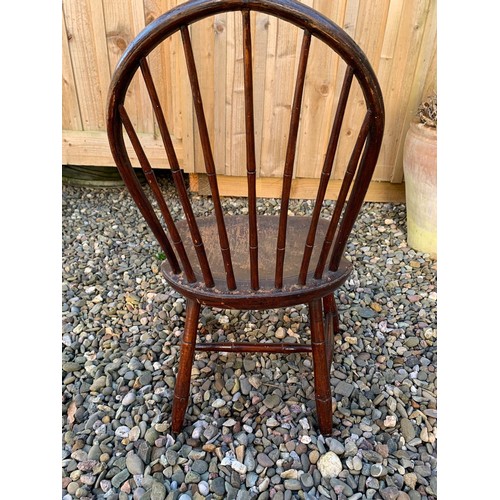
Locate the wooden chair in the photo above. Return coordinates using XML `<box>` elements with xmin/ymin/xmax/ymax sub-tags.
<box><xmin>107</xmin><ymin>0</ymin><xmax>384</xmax><ymax>436</ymax></box>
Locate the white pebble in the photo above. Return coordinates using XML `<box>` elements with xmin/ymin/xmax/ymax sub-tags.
<box><xmin>317</xmin><ymin>452</ymin><xmax>342</xmax><ymax>478</ymax></box>
<box><xmin>384</xmin><ymin>415</ymin><xmax>397</xmax><ymax>428</ymax></box>
<box><xmin>115</xmin><ymin>426</ymin><xmax>130</xmax><ymax>438</ymax></box>
<box><xmin>192</xmin><ymin>426</ymin><xmax>204</xmax><ymax>439</ymax></box>
<box><xmin>299</xmin><ymin>418</ymin><xmax>310</xmax><ymax>430</ymax></box>
<box><xmin>122</xmin><ymin>392</ymin><xmax>136</xmax><ymax>405</ymax></box>
<box><xmin>198</xmin><ymin>481</ymin><xmax>209</xmax><ymax>495</ymax></box>
<box><xmin>231</xmin><ymin>460</ymin><xmax>247</xmax><ymax>474</ymax></box>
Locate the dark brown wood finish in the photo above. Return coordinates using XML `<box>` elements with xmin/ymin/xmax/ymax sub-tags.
<box><xmin>298</xmin><ymin>66</ymin><xmax>354</xmax><ymax>285</ymax></box>
<box><xmin>309</xmin><ymin>298</ymin><xmax>333</xmax><ymax>433</ymax></box>
<box><xmin>275</xmin><ymin>30</ymin><xmax>311</xmax><ymax>289</ymax></box>
<box><xmin>195</xmin><ymin>342</ymin><xmax>313</xmax><ymax>353</ymax></box>
<box><xmin>323</xmin><ymin>293</ymin><xmax>339</xmax><ymax>368</ymax></box>
<box><xmin>180</xmin><ymin>25</ymin><xmax>237</xmax><ymax>291</ymax></box>
<box><xmin>171</xmin><ymin>298</ymin><xmax>200</xmax><ymax>433</ymax></box>
<box><xmin>107</xmin><ymin>0</ymin><xmax>384</xmax><ymax>436</ymax></box>
<box><xmin>315</xmin><ymin>110</ymin><xmax>372</xmax><ymax>279</ymax></box>
<box><xmin>119</xmin><ymin>104</ymin><xmax>196</xmax><ymax>283</ymax></box>
<box><xmin>242</xmin><ymin>9</ymin><xmax>259</xmax><ymax>291</ymax></box>
<box><xmin>140</xmin><ymin>58</ymin><xmax>215</xmax><ymax>287</ymax></box>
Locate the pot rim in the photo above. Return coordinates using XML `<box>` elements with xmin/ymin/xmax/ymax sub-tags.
<box><xmin>409</xmin><ymin>119</ymin><xmax>437</xmax><ymax>139</ymax></box>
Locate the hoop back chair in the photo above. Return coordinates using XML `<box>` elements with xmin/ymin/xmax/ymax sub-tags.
<box><xmin>107</xmin><ymin>0</ymin><xmax>384</xmax><ymax>436</ymax></box>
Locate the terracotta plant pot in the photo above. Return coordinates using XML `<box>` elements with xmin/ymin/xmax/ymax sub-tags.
<box><xmin>403</xmin><ymin>120</ymin><xmax>437</xmax><ymax>258</ymax></box>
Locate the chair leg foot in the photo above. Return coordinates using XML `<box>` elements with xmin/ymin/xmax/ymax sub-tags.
<box><xmin>309</xmin><ymin>298</ymin><xmax>333</xmax><ymax>436</ymax></box>
<box><xmin>171</xmin><ymin>298</ymin><xmax>200</xmax><ymax>434</ymax></box>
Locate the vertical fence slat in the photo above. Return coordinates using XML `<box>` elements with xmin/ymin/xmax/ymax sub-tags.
<box><xmin>259</xmin><ymin>17</ymin><xmax>300</xmax><ymax>178</ymax></box>
<box><xmin>191</xmin><ymin>14</ymin><xmax>216</xmax><ymax>173</ymax></box>
<box><xmin>226</xmin><ymin>12</ymin><xmax>246</xmax><ymax>177</ymax></box>
<box><xmin>181</xmin><ymin>25</ymin><xmax>237</xmax><ymax>291</ymax></box>
<box><xmin>62</xmin><ymin>12</ymin><xmax>83</xmax><ymax>131</ymax></box>
<box><xmin>63</xmin><ymin>0</ymin><xmax>109</xmax><ymax>131</ymax></box>
<box><xmin>213</xmin><ymin>13</ymin><xmax>228</xmax><ymax>173</ymax></box>
<box><xmin>242</xmin><ymin>10</ymin><xmax>259</xmax><ymax>291</ymax></box>
<box><xmin>274</xmin><ymin>30</ymin><xmax>311</xmax><ymax>289</ymax></box>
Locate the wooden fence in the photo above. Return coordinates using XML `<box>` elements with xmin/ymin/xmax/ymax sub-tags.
<box><xmin>62</xmin><ymin>0</ymin><xmax>436</xmax><ymax>201</ymax></box>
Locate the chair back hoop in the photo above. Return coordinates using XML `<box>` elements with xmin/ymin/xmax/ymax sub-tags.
<box><xmin>107</xmin><ymin>0</ymin><xmax>384</xmax><ymax>293</ymax></box>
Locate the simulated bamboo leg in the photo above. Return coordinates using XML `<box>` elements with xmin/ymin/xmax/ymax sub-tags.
<box><xmin>323</xmin><ymin>293</ymin><xmax>340</xmax><ymax>369</ymax></box>
<box><xmin>171</xmin><ymin>298</ymin><xmax>201</xmax><ymax>433</ymax></box>
<box><xmin>309</xmin><ymin>298</ymin><xmax>333</xmax><ymax>436</ymax></box>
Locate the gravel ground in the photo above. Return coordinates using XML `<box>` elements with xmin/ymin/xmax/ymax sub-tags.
<box><xmin>62</xmin><ymin>175</ymin><xmax>437</xmax><ymax>500</ymax></box>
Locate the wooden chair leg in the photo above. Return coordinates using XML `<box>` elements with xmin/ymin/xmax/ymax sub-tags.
<box><xmin>171</xmin><ymin>298</ymin><xmax>201</xmax><ymax>434</ymax></box>
<box><xmin>322</xmin><ymin>293</ymin><xmax>339</xmax><ymax>369</ymax></box>
<box><xmin>309</xmin><ymin>298</ymin><xmax>333</xmax><ymax>436</ymax></box>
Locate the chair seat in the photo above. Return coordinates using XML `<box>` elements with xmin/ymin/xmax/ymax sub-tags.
<box><xmin>161</xmin><ymin>215</ymin><xmax>352</xmax><ymax>308</ymax></box>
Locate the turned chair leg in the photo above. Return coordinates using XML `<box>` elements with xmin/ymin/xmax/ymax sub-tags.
<box><xmin>171</xmin><ymin>298</ymin><xmax>201</xmax><ymax>433</ymax></box>
<box><xmin>309</xmin><ymin>298</ymin><xmax>333</xmax><ymax>436</ymax></box>
<box><xmin>323</xmin><ymin>293</ymin><xmax>340</xmax><ymax>370</ymax></box>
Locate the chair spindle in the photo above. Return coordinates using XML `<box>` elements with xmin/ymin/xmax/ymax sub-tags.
<box><xmin>139</xmin><ymin>58</ymin><xmax>215</xmax><ymax>287</ymax></box>
<box><xmin>180</xmin><ymin>25</ymin><xmax>237</xmax><ymax>291</ymax></box>
<box><xmin>314</xmin><ymin>110</ymin><xmax>372</xmax><ymax>279</ymax></box>
<box><xmin>297</xmin><ymin>66</ymin><xmax>354</xmax><ymax>285</ymax></box>
<box><xmin>242</xmin><ymin>10</ymin><xmax>259</xmax><ymax>291</ymax></box>
<box><xmin>329</xmin><ymin>122</ymin><xmax>382</xmax><ymax>272</ymax></box>
<box><xmin>274</xmin><ymin>30</ymin><xmax>312</xmax><ymax>289</ymax></box>
<box><xmin>118</xmin><ymin>104</ymin><xmax>185</xmax><ymax>275</ymax></box>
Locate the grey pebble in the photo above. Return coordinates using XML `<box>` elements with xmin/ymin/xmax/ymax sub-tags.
<box><xmin>62</xmin><ymin>185</ymin><xmax>436</xmax><ymax>500</ymax></box>
<box><xmin>330</xmin><ymin>478</ymin><xmax>353</xmax><ymax>497</ymax></box>
<box><xmin>246</xmin><ymin>471</ymin><xmax>258</xmax><ymax>488</ymax></box>
<box><xmin>400</xmin><ymin>418</ymin><xmax>416</xmax><ymax>441</ymax></box>
<box><xmin>380</xmin><ymin>486</ymin><xmax>401</xmax><ymax>500</ymax></box>
<box><xmin>62</xmin><ymin>362</ymin><xmax>82</xmax><ymax>372</ymax></box>
<box><xmin>126</xmin><ymin>452</ymin><xmax>144</xmax><ymax>475</ymax></box>
<box><xmin>326</xmin><ymin>438</ymin><xmax>345</xmax><ymax>455</ymax></box>
<box><xmin>334</xmin><ymin>381</ymin><xmax>355</xmax><ymax>397</ymax></box>
<box><xmin>191</xmin><ymin>459</ymin><xmax>208</xmax><ymax>475</ymax></box>
<box><xmin>111</xmin><ymin>469</ymin><xmax>130</xmax><ymax>489</ymax></box>
<box><xmin>145</xmin><ymin>427</ymin><xmax>159</xmax><ymax>445</ymax></box>
<box><xmin>284</xmin><ymin>479</ymin><xmax>302</xmax><ymax>491</ymax></box>
<box><xmin>210</xmin><ymin>476</ymin><xmax>226</xmax><ymax>496</ymax></box>
<box><xmin>88</xmin><ymin>444</ymin><xmax>101</xmax><ymax>461</ymax></box>
<box><xmin>185</xmin><ymin>471</ymin><xmax>200</xmax><ymax>484</ymax></box>
<box><xmin>370</xmin><ymin>464</ymin><xmax>386</xmax><ymax>478</ymax></box>
<box><xmin>263</xmin><ymin>394</ymin><xmax>281</xmax><ymax>409</ymax></box>
<box><xmin>166</xmin><ymin>449</ymin><xmax>178</xmax><ymax>466</ymax></box>
<box><xmin>256</xmin><ymin>453</ymin><xmax>274</xmax><ymax>467</ymax></box>
<box><xmin>358</xmin><ymin>307</ymin><xmax>376</xmax><ymax>319</ymax></box>
<box><xmin>133</xmin><ymin>487</ymin><xmax>146</xmax><ymax>500</ymax></box>
<box><xmin>363</xmin><ymin>450</ymin><xmax>383</xmax><ymax>463</ymax></box>
<box><xmin>300</xmin><ymin>473</ymin><xmax>314</xmax><ymax>489</ymax></box>
<box><xmin>151</xmin><ymin>480</ymin><xmax>167</xmax><ymax>500</ymax></box>
<box><xmin>122</xmin><ymin>391</ymin><xmax>136</xmax><ymax>405</ymax></box>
